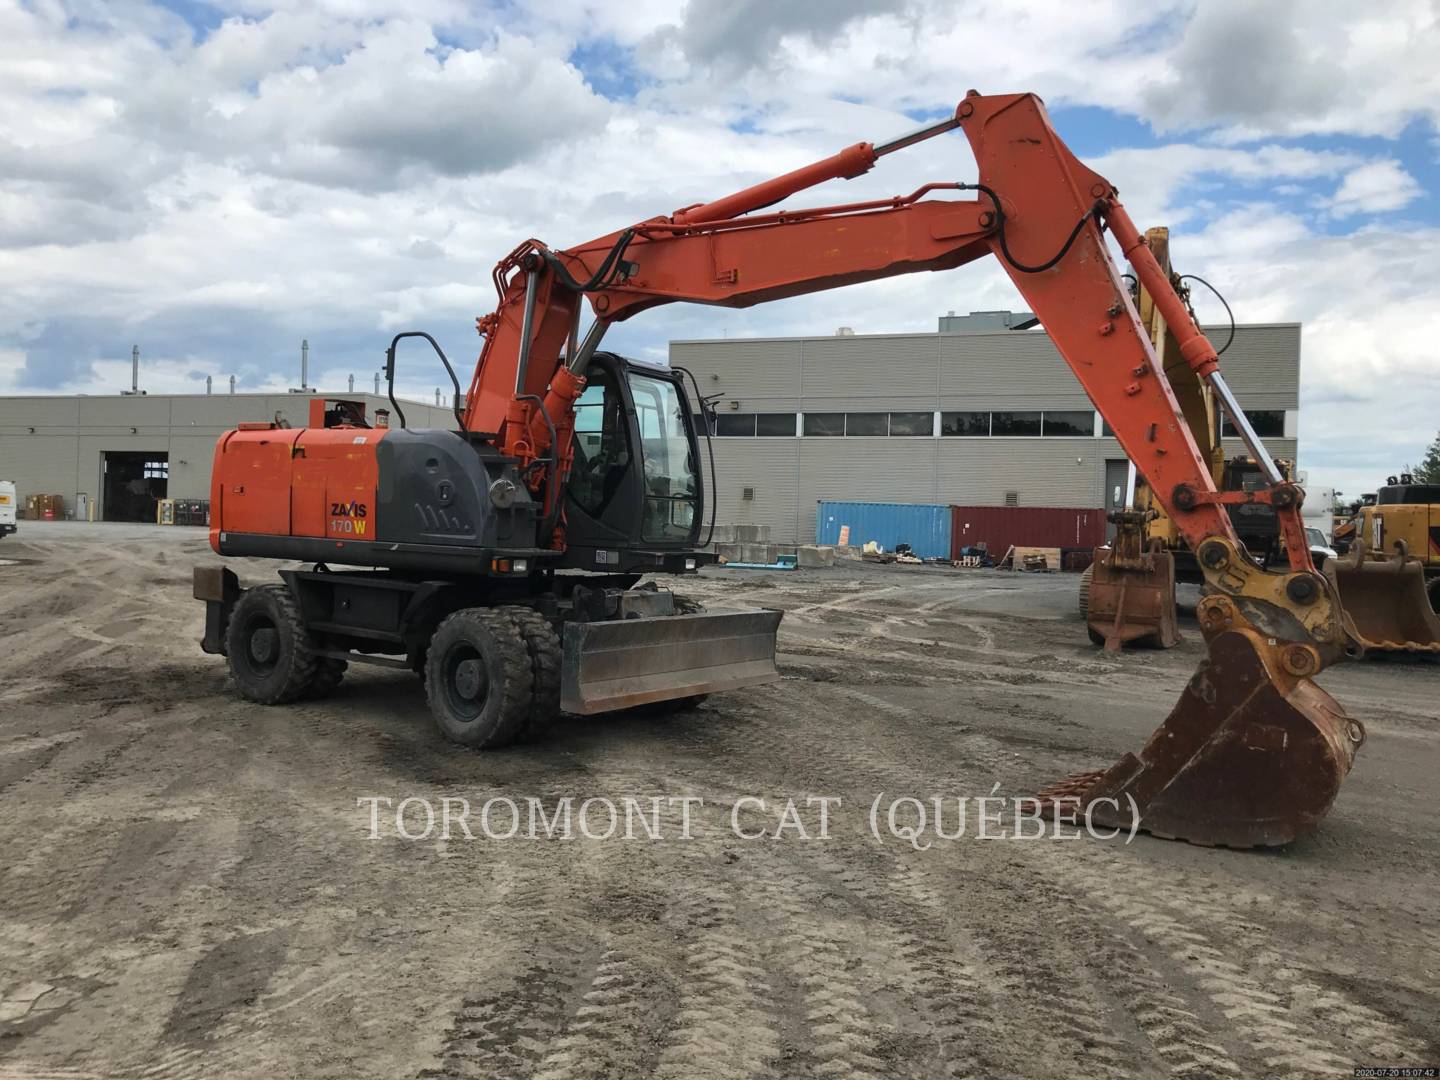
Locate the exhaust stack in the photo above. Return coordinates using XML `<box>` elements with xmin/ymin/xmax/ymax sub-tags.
<box><xmin>121</xmin><ymin>345</ymin><xmax>144</xmax><ymax>396</ymax></box>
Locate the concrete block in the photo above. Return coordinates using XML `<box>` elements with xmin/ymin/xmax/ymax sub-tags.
<box><xmin>796</xmin><ymin>545</ymin><xmax>836</xmax><ymax>568</ymax></box>
<box><xmin>714</xmin><ymin>542</ymin><xmax>744</xmax><ymax>562</ymax></box>
<box><xmin>733</xmin><ymin>523</ymin><xmax>763</xmax><ymax>543</ymax></box>
<box><xmin>708</xmin><ymin>524</ymin><xmax>736</xmax><ymax>544</ymax></box>
<box><xmin>834</xmin><ymin>545</ymin><xmax>863</xmax><ymax>561</ymax></box>
<box><xmin>739</xmin><ymin>542</ymin><xmax>777</xmax><ymax>564</ymax></box>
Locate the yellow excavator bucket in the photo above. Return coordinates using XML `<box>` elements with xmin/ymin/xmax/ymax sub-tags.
<box><xmin>1080</xmin><ymin>546</ymin><xmax>1181</xmax><ymax>650</ymax></box>
<box><xmin>1324</xmin><ymin>541</ymin><xmax>1440</xmax><ymax>654</ymax></box>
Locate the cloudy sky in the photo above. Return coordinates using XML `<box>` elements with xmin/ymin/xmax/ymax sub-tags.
<box><xmin>3</xmin><ymin>0</ymin><xmax>1438</xmax><ymax>495</ymax></box>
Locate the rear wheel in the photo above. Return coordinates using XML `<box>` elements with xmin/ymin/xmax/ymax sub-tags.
<box><xmin>503</xmin><ymin>607</ymin><xmax>562</xmax><ymax>742</ymax></box>
<box><xmin>1428</xmin><ymin>575</ymin><xmax>1440</xmax><ymax>615</ymax></box>
<box><xmin>424</xmin><ymin>609</ymin><xmax>534</xmax><ymax>748</ymax></box>
<box><xmin>226</xmin><ymin>585</ymin><xmax>322</xmax><ymax>705</ymax></box>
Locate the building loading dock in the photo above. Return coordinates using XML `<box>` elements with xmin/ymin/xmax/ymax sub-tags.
<box><xmin>0</xmin><ymin>392</ymin><xmax>455</xmax><ymax>521</ymax></box>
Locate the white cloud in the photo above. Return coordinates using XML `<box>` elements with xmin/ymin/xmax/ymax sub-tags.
<box><xmin>0</xmin><ymin>0</ymin><xmax>1438</xmax><ymax>501</ymax></box>
<box><xmin>1327</xmin><ymin>160</ymin><xmax>1422</xmax><ymax>217</ymax></box>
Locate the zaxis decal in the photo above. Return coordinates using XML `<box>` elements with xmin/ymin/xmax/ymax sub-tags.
<box><xmin>329</xmin><ymin>500</ymin><xmax>370</xmax><ymax>536</ymax></box>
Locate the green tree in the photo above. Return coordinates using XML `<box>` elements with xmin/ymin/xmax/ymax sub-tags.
<box><xmin>1413</xmin><ymin>431</ymin><xmax>1440</xmax><ymax>484</ymax></box>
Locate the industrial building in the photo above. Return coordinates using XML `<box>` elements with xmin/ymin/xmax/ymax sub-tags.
<box><xmin>1</xmin><ymin>311</ymin><xmax>1298</xmax><ymax>533</ymax></box>
<box><xmin>672</xmin><ymin>312</ymin><xmax>1301</xmax><ymax>545</ymax></box>
<box><xmin>0</xmin><ymin>392</ymin><xmax>454</xmax><ymax>522</ymax></box>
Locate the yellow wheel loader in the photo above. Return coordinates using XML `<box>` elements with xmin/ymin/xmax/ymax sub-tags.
<box><xmin>1325</xmin><ymin>473</ymin><xmax>1440</xmax><ymax>654</ymax></box>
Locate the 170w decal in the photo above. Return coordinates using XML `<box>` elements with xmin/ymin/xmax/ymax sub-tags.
<box><xmin>329</xmin><ymin>500</ymin><xmax>370</xmax><ymax>536</ymax></box>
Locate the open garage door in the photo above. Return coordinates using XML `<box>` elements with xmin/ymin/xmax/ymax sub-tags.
<box><xmin>103</xmin><ymin>451</ymin><xmax>168</xmax><ymax>523</ymax></box>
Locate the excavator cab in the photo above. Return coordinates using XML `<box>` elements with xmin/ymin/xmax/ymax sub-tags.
<box><xmin>563</xmin><ymin>352</ymin><xmax>705</xmax><ymax>556</ymax></box>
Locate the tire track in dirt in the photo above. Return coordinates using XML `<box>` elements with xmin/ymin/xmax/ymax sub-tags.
<box><xmin>409</xmin><ymin>780</ymin><xmax>688</xmax><ymax>1080</ymax></box>
<box><xmin>652</xmin><ymin>868</ymin><xmax>782</xmax><ymax>1080</ymax></box>
<box><xmin>707</xmin><ymin>681</ymin><xmax>1289</xmax><ymax>1076</ymax></box>
<box><xmin>525</xmin><ymin>950</ymin><xmax>666</xmax><ymax>1080</ymax></box>
<box><xmin>783</xmin><ymin>677</ymin><xmax>1432</xmax><ymax>1077</ymax></box>
<box><xmin>419</xmin><ymin>943</ymin><xmax>597</xmax><ymax>1080</ymax></box>
<box><xmin>1047</xmin><ymin>847</ymin><xmax>1431</xmax><ymax>1073</ymax></box>
<box><xmin>665</xmin><ymin>685</ymin><xmax>1166</xmax><ymax>1076</ymax></box>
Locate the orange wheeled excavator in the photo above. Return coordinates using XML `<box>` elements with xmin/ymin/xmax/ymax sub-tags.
<box><xmin>196</xmin><ymin>91</ymin><xmax>1364</xmax><ymax>848</ymax></box>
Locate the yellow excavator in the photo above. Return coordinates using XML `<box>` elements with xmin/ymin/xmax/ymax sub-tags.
<box><xmin>1080</xmin><ymin>228</ymin><xmax>1291</xmax><ymax>649</ymax></box>
<box><xmin>1326</xmin><ymin>473</ymin><xmax>1440</xmax><ymax>653</ymax></box>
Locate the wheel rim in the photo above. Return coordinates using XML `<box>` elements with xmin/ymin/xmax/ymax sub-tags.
<box><xmin>243</xmin><ymin>617</ymin><xmax>280</xmax><ymax>674</ymax></box>
<box><xmin>443</xmin><ymin>644</ymin><xmax>490</xmax><ymax>722</ymax></box>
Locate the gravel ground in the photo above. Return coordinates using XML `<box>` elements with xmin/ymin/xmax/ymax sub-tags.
<box><xmin>0</xmin><ymin>521</ymin><xmax>1436</xmax><ymax>1079</ymax></box>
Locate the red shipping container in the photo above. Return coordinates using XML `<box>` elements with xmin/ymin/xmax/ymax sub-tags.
<box><xmin>949</xmin><ymin>505</ymin><xmax>1107</xmax><ymax>562</ymax></box>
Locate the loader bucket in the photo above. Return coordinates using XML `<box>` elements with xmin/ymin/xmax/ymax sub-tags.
<box><xmin>1323</xmin><ymin>549</ymin><xmax>1440</xmax><ymax>654</ymax></box>
<box><xmin>560</xmin><ymin>607</ymin><xmax>783</xmax><ymax>715</ymax></box>
<box><xmin>1038</xmin><ymin>626</ymin><xmax>1364</xmax><ymax>847</ymax></box>
<box><xmin>1082</xmin><ymin>546</ymin><xmax>1181</xmax><ymax>650</ymax></box>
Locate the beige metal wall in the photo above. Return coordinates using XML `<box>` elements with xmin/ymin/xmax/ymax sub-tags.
<box><xmin>675</xmin><ymin>324</ymin><xmax>1300</xmax><ymax>544</ymax></box>
<box><xmin>0</xmin><ymin>393</ymin><xmax>455</xmax><ymax>518</ymax></box>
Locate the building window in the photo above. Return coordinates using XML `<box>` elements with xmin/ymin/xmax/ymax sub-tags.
<box><xmin>755</xmin><ymin>413</ymin><xmax>796</xmax><ymax>437</ymax></box>
<box><xmin>1041</xmin><ymin>411</ymin><xmax>1095</xmax><ymax>436</ymax></box>
<box><xmin>803</xmin><ymin>413</ymin><xmax>845</xmax><ymax>437</ymax></box>
<box><xmin>888</xmin><ymin>411</ymin><xmax>934</xmax><ymax>436</ymax></box>
<box><xmin>1221</xmin><ymin>410</ymin><xmax>1285</xmax><ymax>438</ymax></box>
<box><xmin>990</xmin><ymin>411</ymin><xmax>1042</xmax><ymax>436</ymax></box>
<box><xmin>844</xmin><ymin>413</ymin><xmax>888</xmax><ymax>436</ymax></box>
<box><xmin>143</xmin><ymin>460</ymin><xmax>169</xmax><ymax>479</ymax></box>
<box><xmin>714</xmin><ymin>412</ymin><xmax>797</xmax><ymax>436</ymax></box>
<box><xmin>715</xmin><ymin>413</ymin><xmax>755</xmax><ymax>437</ymax></box>
<box><xmin>941</xmin><ymin>411</ymin><xmax>990</xmax><ymax>436</ymax></box>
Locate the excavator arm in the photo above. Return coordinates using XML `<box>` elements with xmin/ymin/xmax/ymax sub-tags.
<box><xmin>456</xmin><ymin>89</ymin><xmax>1362</xmax><ymax>847</ymax></box>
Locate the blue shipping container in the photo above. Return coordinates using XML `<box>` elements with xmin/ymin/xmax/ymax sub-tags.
<box><xmin>814</xmin><ymin>501</ymin><xmax>952</xmax><ymax>560</ymax></box>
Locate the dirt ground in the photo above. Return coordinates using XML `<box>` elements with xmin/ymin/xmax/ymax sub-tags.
<box><xmin>0</xmin><ymin>521</ymin><xmax>1436</xmax><ymax>1080</ymax></box>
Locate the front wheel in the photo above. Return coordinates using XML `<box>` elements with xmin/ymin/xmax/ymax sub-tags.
<box><xmin>502</xmin><ymin>607</ymin><xmax>562</xmax><ymax>742</ymax></box>
<box><xmin>424</xmin><ymin>609</ymin><xmax>534</xmax><ymax>748</ymax></box>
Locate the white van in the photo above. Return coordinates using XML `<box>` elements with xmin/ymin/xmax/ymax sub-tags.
<box><xmin>0</xmin><ymin>480</ymin><xmax>15</xmax><ymax>539</ymax></box>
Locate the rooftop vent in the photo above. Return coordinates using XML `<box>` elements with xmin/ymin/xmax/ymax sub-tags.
<box><xmin>938</xmin><ymin>310</ymin><xmax>1039</xmax><ymax>333</ymax></box>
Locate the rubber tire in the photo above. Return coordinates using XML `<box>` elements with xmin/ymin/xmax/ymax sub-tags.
<box><xmin>303</xmin><ymin>658</ymin><xmax>348</xmax><ymax>700</ymax></box>
<box><xmin>1078</xmin><ymin>564</ymin><xmax>1094</xmax><ymax>619</ymax></box>
<box><xmin>226</xmin><ymin>585</ymin><xmax>322</xmax><ymax>705</ymax></box>
<box><xmin>424</xmin><ymin>609</ymin><xmax>534</xmax><ymax>748</ymax></box>
<box><xmin>503</xmin><ymin>607</ymin><xmax>562</xmax><ymax>742</ymax></box>
<box><xmin>1428</xmin><ymin>575</ymin><xmax>1440</xmax><ymax>615</ymax></box>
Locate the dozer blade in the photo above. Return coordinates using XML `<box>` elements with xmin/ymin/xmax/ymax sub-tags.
<box><xmin>1324</xmin><ymin>550</ymin><xmax>1440</xmax><ymax>654</ymax></box>
<box><xmin>560</xmin><ymin>608</ymin><xmax>782</xmax><ymax>715</ymax></box>
<box><xmin>1038</xmin><ymin>626</ymin><xmax>1364</xmax><ymax>847</ymax></box>
<box><xmin>1084</xmin><ymin>547</ymin><xmax>1181</xmax><ymax>650</ymax></box>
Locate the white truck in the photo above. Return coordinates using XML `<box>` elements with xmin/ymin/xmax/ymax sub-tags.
<box><xmin>0</xmin><ymin>481</ymin><xmax>15</xmax><ymax>540</ymax></box>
